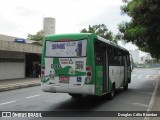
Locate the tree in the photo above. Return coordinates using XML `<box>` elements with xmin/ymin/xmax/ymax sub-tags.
<box><xmin>27</xmin><ymin>30</ymin><xmax>44</xmax><ymax>41</ymax></box>
<box><xmin>117</xmin><ymin>0</ymin><xmax>160</xmax><ymax>59</ymax></box>
<box><xmin>80</xmin><ymin>24</ymin><xmax>117</xmax><ymax>43</ymax></box>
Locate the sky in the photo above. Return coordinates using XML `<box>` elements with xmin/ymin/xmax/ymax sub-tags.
<box><xmin>0</xmin><ymin>0</ymin><xmax>141</xmax><ymax>51</ymax></box>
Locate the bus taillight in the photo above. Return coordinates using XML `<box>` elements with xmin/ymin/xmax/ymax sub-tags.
<box><xmin>86</xmin><ymin>66</ymin><xmax>92</xmax><ymax>76</ymax></box>
<box><xmin>85</xmin><ymin>66</ymin><xmax>92</xmax><ymax>83</ymax></box>
<box><xmin>86</xmin><ymin>66</ymin><xmax>91</xmax><ymax>71</ymax></box>
<box><xmin>42</xmin><ymin>65</ymin><xmax>45</xmax><ymax>69</ymax></box>
<box><xmin>41</xmin><ymin>65</ymin><xmax>45</xmax><ymax>76</ymax></box>
<box><xmin>41</xmin><ymin>70</ymin><xmax>44</xmax><ymax>75</ymax></box>
<box><xmin>87</xmin><ymin>72</ymin><xmax>91</xmax><ymax>76</ymax></box>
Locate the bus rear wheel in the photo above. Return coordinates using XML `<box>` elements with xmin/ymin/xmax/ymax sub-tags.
<box><xmin>68</xmin><ymin>93</ymin><xmax>83</xmax><ymax>98</ymax></box>
<box><xmin>108</xmin><ymin>84</ymin><xmax>115</xmax><ymax>100</ymax></box>
<box><xmin>123</xmin><ymin>82</ymin><xmax>128</xmax><ymax>90</ymax></box>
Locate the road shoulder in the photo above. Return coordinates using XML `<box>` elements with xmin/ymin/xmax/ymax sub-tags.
<box><xmin>145</xmin><ymin>71</ymin><xmax>160</xmax><ymax>120</ymax></box>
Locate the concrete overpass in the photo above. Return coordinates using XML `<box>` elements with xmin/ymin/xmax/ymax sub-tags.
<box><xmin>0</xmin><ymin>34</ymin><xmax>42</xmax><ymax>80</ymax></box>
<box><xmin>0</xmin><ymin>40</ymin><xmax>42</xmax><ymax>54</ymax></box>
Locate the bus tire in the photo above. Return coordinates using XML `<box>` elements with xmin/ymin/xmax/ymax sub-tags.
<box><xmin>108</xmin><ymin>84</ymin><xmax>115</xmax><ymax>100</ymax></box>
<box><xmin>68</xmin><ymin>93</ymin><xmax>82</xmax><ymax>98</ymax></box>
<box><xmin>123</xmin><ymin>82</ymin><xmax>128</xmax><ymax>90</ymax></box>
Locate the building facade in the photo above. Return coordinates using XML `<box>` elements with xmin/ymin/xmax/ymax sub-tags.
<box><xmin>0</xmin><ymin>17</ymin><xmax>55</xmax><ymax>80</ymax></box>
<box><xmin>0</xmin><ymin>34</ymin><xmax>42</xmax><ymax>80</ymax></box>
<box><xmin>43</xmin><ymin>17</ymin><xmax>56</xmax><ymax>35</ymax></box>
<box><xmin>129</xmin><ymin>49</ymin><xmax>140</xmax><ymax>64</ymax></box>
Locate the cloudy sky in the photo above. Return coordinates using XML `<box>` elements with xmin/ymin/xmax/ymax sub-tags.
<box><xmin>0</xmin><ymin>0</ymin><xmax>141</xmax><ymax>50</ymax></box>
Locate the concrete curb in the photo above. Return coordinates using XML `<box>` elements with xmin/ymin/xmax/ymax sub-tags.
<box><xmin>158</xmin><ymin>71</ymin><xmax>160</xmax><ymax>77</ymax></box>
<box><xmin>0</xmin><ymin>82</ymin><xmax>40</xmax><ymax>92</ymax></box>
<box><xmin>144</xmin><ymin>71</ymin><xmax>160</xmax><ymax>120</ymax></box>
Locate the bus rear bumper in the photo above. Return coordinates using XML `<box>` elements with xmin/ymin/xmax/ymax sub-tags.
<box><xmin>41</xmin><ymin>84</ymin><xmax>95</xmax><ymax>95</ymax></box>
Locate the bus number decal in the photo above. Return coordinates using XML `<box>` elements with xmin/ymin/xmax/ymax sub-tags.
<box><xmin>75</xmin><ymin>61</ymin><xmax>84</xmax><ymax>71</ymax></box>
<box><xmin>51</xmin><ymin>64</ymin><xmax>61</xmax><ymax>69</ymax></box>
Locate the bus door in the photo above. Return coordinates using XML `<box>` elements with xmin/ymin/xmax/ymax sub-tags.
<box><xmin>95</xmin><ymin>41</ymin><xmax>108</xmax><ymax>95</ymax></box>
<box><xmin>124</xmin><ymin>55</ymin><xmax>128</xmax><ymax>85</ymax></box>
<box><xmin>127</xmin><ymin>55</ymin><xmax>131</xmax><ymax>83</ymax></box>
<box><xmin>102</xmin><ymin>47</ymin><xmax>109</xmax><ymax>93</ymax></box>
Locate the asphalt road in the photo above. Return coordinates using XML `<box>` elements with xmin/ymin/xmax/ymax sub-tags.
<box><xmin>0</xmin><ymin>68</ymin><xmax>159</xmax><ymax>120</ymax></box>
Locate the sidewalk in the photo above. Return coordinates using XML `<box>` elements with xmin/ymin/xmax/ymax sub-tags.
<box><xmin>0</xmin><ymin>78</ymin><xmax>40</xmax><ymax>92</ymax></box>
<box><xmin>147</xmin><ymin>71</ymin><xmax>160</xmax><ymax>120</ymax></box>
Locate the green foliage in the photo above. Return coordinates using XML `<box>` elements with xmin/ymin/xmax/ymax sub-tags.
<box><xmin>27</xmin><ymin>31</ymin><xmax>44</xmax><ymax>41</ymax></box>
<box><xmin>80</xmin><ymin>24</ymin><xmax>117</xmax><ymax>43</ymax></box>
<box><xmin>27</xmin><ymin>34</ymin><xmax>43</xmax><ymax>41</ymax></box>
<box><xmin>118</xmin><ymin>0</ymin><xmax>160</xmax><ymax>59</ymax></box>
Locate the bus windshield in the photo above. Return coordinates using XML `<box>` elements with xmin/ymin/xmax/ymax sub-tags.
<box><xmin>45</xmin><ymin>39</ymin><xmax>87</xmax><ymax>57</ymax></box>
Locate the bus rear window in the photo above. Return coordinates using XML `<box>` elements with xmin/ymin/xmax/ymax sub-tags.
<box><xmin>45</xmin><ymin>39</ymin><xmax>87</xmax><ymax>57</ymax></box>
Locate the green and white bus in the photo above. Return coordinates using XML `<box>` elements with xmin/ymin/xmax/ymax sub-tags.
<box><xmin>41</xmin><ymin>33</ymin><xmax>131</xmax><ymax>99</ymax></box>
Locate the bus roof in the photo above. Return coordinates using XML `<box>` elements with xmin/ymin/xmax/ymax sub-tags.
<box><xmin>97</xmin><ymin>35</ymin><xmax>128</xmax><ymax>52</ymax></box>
<box><xmin>44</xmin><ymin>33</ymin><xmax>91</xmax><ymax>41</ymax></box>
<box><xmin>44</xmin><ymin>33</ymin><xmax>128</xmax><ymax>52</ymax></box>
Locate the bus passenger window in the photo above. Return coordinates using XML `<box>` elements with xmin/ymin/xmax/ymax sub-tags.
<box><xmin>107</xmin><ymin>46</ymin><xmax>114</xmax><ymax>66</ymax></box>
<box><xmin>95</xmin><ymin>42</ymin><xmax>103</xmax><ymax>65</ymax></box>
<box><xmin>96</xmin><ymin>55</ymin><xmax>102</xmax><ymax>65</ymax></box>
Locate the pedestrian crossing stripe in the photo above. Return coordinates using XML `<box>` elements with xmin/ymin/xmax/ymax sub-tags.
<box><xmin>131</xmin><ymin>75</ymin><xmax>158</xmax><ymax>79</ymax></box>
<box><xmin>137</xmin><ymin>75</ymin><xmax>142</xmax><ymax>78</ymax></box>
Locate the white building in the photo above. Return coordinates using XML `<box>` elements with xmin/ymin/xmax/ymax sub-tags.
<box><xmin>140</xmin><ymin>54</ymin><xmax>152</xmax><ymax>63</ymax></box>
<box><xmin>43</xmin><ymin>17</ymin><xmax>56</xmax><ymax>35</ymax></box>
<box><xmin>129</xmin><ymin>49</ymin><xmax>141</xmax><ymax>64</ymax></box>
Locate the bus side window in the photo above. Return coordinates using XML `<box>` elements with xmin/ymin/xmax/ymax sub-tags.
<box><xmin>107</xmin><ymin>46</ymin><xmax>114</xmax><ymax>66</ymax></box>
<box><xmin>113</xmin><ymin>49</ymin><xmax>120</xmax><ymax>66</ymax></box>
<box><xmin>121</xmin><ymin>53</ymin><xmax>125</xmax><ymax>66</ymax></box>
<box><xmin>95</xmin><ymin>42</ymin><xmax>103</xmax><ymax>65</ymax></box>
<box><xmin>126</xmin><ymin>55</ymin><xmax>131</xmax><ymax>69</ymax></box>
<box><xmin>96</xmin><ymin>54</ymin><xmax>102</xmax><ymax>65</ymax></box>
<box><xmin>119</xmin><ymin>51</ymin><xmax>124</xmax><ymax>66</ymax></box>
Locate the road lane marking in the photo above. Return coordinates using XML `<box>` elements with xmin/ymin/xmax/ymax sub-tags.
<box><xmin>26</xmin><ymin>95</ymin><xmax>40</xmax><ymax>99</ymax></box>
<box><xmin>132</xmin><ymin>103</ymin><xmax>148</xmax><ymax>108</ymax></box>
<box><xmin>0</xmin><ymin>100</ymin><xmax>16</xmax><ymax>106</ymax></box>
<box><xmin>131</xmin><ymin>75</ymin><xmax>136</xmax><ymax>78</ymax></box>
<box><xmin>137</xmin><ymin>75</ymin><xmax>143</xmax><ymax>78</ymax></box>
<box><xmin>154</xmin><ymin>75</ymin><xmax>158</xmax><ymax>79</ymax></box>
<box><xmin>146</xmin><ymin>75</ymin><xmax>150</xmax><ymax>79</ymax></box>
<box><xmin>132</xmin><ymin>75</ymin><xmax>136</xmax><ymax>77</ymax></box>
<box><xmin>119</xmin><ymin>100</ymin><xmax>148</xmax><ymax>108</ymax></box>
<box><xmin>134</xmin><ymin>91</ymin><xmax>153</xmax><ymax>95</ymax></box>
<box><xmin>158</xmin><ymin>71</ymin><xmax>160</xmax><ymax>77</ymax></box>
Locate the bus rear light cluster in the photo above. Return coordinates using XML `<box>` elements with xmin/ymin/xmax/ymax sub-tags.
<box><xmin>87</xmin><ymin>72</ymin><xmax>91</xmax><ymax>76</ymax></box>
<box><xmin>85</xmin><ymin>66</ymin><xmax>92</xmax><ymax>83</ymax></box>
<box><xmin>41</xmin><ymin>70</ymin><xmax>44</xmax><ymax>75</ymax></box>
<box><xmin>86</xmin><ymin>66</ymin><xmax>91</xmax><ymax>71</ymax></box>
<box><xmin>86</xmin><ymin>66</ymin><xmax>92</xmax><ymax>76</ymax></box>
<box><xmin>41</xmin><ymin>65</ymin><xmax>45</xmax><ymax>77</ymax></box>
<box><xmin>42</xmin><ymin>65</ymin><xmax>45</xmax><ymax>69</ymax></box>
<box><xmin>85</xmin><ymin>77</ymin><xmax>91</xmax><ymax>83</ymax></box>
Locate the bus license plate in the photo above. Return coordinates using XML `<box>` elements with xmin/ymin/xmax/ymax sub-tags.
<box><xmin>59</xmin><ymin>76</ymin><xmax>70</xmax><ymax>83</ymax></box>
